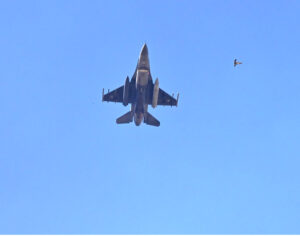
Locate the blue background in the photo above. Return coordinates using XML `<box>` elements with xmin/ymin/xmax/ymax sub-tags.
<box><xmin>1</xmin><ymin>0</ymin><xmax>300</xmax><ymax>234</ymax></box>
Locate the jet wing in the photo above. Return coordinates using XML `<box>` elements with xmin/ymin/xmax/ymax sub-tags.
<box><xmin>157</xmin><ymin>88</ymin><xmax>178</xmax><ymax>106</ymax></box>
<box><xmin>102</xmin><ymin>86</ymin><xmax>124</xmax><ymax>103</ymax></box>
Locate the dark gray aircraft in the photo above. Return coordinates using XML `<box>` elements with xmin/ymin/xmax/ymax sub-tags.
<box><xmin>234</xmin><ymin>59</ymin><xmax>242</xmax><ymax>67</ymax></box>
<box><xmin>102</xmin><ymin>44</ymin><xmax>179</xmax><ymax>127</ymax></box>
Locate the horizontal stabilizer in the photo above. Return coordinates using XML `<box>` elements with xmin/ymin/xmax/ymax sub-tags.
<box><xmin>116</xmin><ymin>111</ymin><xmax>133</xmax><ymax>124</ymax></box>
<box><xmin>144</xmin><ymin>112</ymin><xmax>160</xmax><ymax>127</ymax></box>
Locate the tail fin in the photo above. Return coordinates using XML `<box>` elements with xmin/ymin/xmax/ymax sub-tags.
<box><xmin>116</xmin><ymin>111</ymin><xmax>133</xmax><ymax>124</ymax></box>
<box><xmin>144</xmin><ymin>112</ymin><xmax>160</xmax><ymax>127</ymax></box>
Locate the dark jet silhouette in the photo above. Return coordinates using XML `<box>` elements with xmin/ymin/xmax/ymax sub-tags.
<box><xmin>234</xmin><ymin>59</ymin><xmax>242</xmax><ymax>67</ymax></box>
<box><xmin>102</xmin><ymin>44</ymin><xmax>179</xmax><ymax>127</ymax></box>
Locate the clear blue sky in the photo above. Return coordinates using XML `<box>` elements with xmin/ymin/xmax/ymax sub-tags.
<box><xmin>1</xmin><ymin>0</ymin><xmax>300</xmax><ymax>234</ymax></box>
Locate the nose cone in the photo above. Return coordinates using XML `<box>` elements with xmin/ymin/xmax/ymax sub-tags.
<box><xmin>138</xmin><ymin>44</ymin><xmax>150</xmax><ymax>70</ymax></box>
<box><xmin>141</xmin><ymin>43</ymin><xmax>148</xmax><ymax>56</ymax></box>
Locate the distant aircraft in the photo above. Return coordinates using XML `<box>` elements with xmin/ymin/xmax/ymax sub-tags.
<box><xmin>102</xmin><ymin>44</ymin><xmax>179</xmax><ymax>127</ymax></box>
<box><xmin>234</xmin><ymin>59</ymin><xmax>242</xmax><ymax>67</ymax></box>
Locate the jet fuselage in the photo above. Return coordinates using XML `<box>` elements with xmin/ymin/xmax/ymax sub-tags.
<box><xmin>133</xmin><ymin>44</ymin><xmax>151</xmax><ymax>126</ymax></box>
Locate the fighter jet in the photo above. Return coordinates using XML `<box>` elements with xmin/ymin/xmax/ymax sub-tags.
<box><xmin>234</xmin><ymin>59</ymin><xmax>242</xmax><ymax>67</ymax></box>
<box><xmin>102</xmin><ymin>44</ymin><xmax>179</xmax><ymax>127</ymax></box>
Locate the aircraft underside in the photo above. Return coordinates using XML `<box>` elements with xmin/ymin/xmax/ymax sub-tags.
<box><xmin>102</xmin><ymin>44</ymin><xmax>179</xmax><ymax>127</ymax></box>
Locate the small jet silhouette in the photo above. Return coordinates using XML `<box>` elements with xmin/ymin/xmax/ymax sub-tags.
<box><xmin>234</xmin><ymin>59</ymin><xmax>242</xmax><ymax>67</ymax></box>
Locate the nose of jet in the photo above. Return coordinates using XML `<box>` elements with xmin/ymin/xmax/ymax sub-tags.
<box><xmin>138</xmin><ymin>43</ymin><xmax>150</xmax><ymax>70</ymax></box>
<box><xmin>140</xmin><ymin>43</ymin><xmax>148</xmax><ymax>56</ymax></box>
